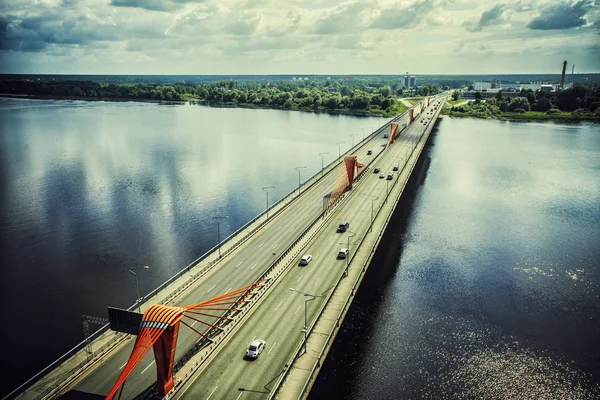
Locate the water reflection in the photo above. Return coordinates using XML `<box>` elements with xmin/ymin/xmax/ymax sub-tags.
<box><xmin>0</xmin><ymin>98</ymin><xmax>383</xmax><ymax>395</ymax></box>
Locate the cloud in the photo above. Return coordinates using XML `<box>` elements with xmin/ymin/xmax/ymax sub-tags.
<box><xmin>527</xmin><ymin>0</ymin><xmax>593</xmax><ymax>30</ymax></box>
<box><xmin>313</xmin><ymin>1</ymin><xmax>371</xmax><ymax>35</ymax></box>
<box><xmin>110</xmin><ymin>0</ymin><xmax>207</xmax><ymax>12</ymax></box>
<box><xmin>370</xmin><ymin>0</ymin><xmax>445</xmax><ymax>30</ymax></box>
<box><xmin>463</xmin><ymin>3</ymin><xmax>511</xmax><ymax>32</ymax></box>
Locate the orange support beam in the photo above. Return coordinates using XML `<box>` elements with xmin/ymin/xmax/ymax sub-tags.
<box><xmin>386</xmin><ymin>122</ymin><xmax>399</xmax><ymax>147</ymax></box>
<box><xmin>408</xmin><ymin>108</ymin><xmax>414</xmax><ymax>125</ymax></box>
<box><xmin>153</xmin><ymin>322</ymin><xmax>180</xmax><ymax>395</ymax></box>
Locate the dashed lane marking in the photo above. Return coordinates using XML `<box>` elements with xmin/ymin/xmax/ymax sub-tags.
<box><xmin>207</xmin><ymin>386</ymin><xmax>218</xmax><ymax>400</ymax></box>
<box><xmin>268</xmin><ymin>341</ymin><xmax>277</xmax><ymax>354</ymax></box>
<box><xmin>207</xmin><ymin>284</ymin><xmax>216</xmax><ymax>293</ymax></box>
<box><xmin>294</xmin><ymin>305</ymin><xmax>302</xmax><ymax>315</ymax></box>
<box><xmin>235</xmin><ymin>261</ymin><xmax>243</xmax><ymax>268</ymax></box>
<box><xmin>275</xmin><ymin>301</ymin><xmax>283</xmax><ymax>311</ymax></box>
<box><xmin>314</xmin><ymin>277</ymin><xmax>321</xmax><ymax>286</ymax></box>
<box><xmin>258</xmin><ymin>242</ymin><xmax>265</xmax><ymax>248</ymax></box>
<box><xmin>297</xmin><ymin>274</ymin><xmax>304</xmax><ymax>282</ymax></box>
<box><xmin>251</xmin><ymin>263</ymin><xmax>258</xmax><ymax>270</ymax></box>
<box><xmin>141</xmin><ymin>361</ymin><xmax>155</xmax><ymax>374</ymax></box>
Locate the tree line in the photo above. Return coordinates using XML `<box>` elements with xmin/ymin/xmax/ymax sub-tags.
<box><xmin>0</xmin><ymin>78</ymin><xmax>441</xmax><ymax>117</ymax></box>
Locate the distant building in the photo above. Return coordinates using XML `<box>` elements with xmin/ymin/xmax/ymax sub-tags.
<box><xmin>474</xmin><ymin>82</ymin><xmax>492</xmax><ymax>91</ymax></box>
<box><xmin>540</xmin><ymin>84</ymin><xmax>553</xmax><ymax>92</ymax></box>
<box><xmin>409</xmin><ymin>76</ymin><xmax>416</xmax><ymax>87</ymax></box>
<box><xmin>404</xmin><ymin>75</ymin><xmax>409</xmax><ymax>88</ymax></box>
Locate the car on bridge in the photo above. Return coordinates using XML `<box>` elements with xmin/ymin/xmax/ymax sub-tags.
<box><xmin>337</xmin><ymin>248</ymin><xmax>349</xmax><ymax>259</ymax></box>
<box><xmin>379</xmin><ymin>173</ymin><xmax>385</xmax><ymax>179</ymax></box>
<box><xmin>387</xmin><ymin>174</ymin><xmax>393</xmax><ymax>180</ymax></box>
<box><xmin>246</xmin><ymin>339</ymin><xmax>266</xmax><ymax>359</ymax></box>
<box><xmin>300</xmin><ymin>254</ymin><xmax>313</xmax><ymax>265</ymax></box>
<box><xmin>393</xmin><ymin>166</ymin><xmax>399</xmax><ymax>171</ymax></box>
<box><xmin>367</xmin><ymin>149</ymin><xmax>373</xmax><ymax>155</ymax></box>
<box><xmin>373</xmin><ymin>167</ymin><xmax>380</xmax><ymax>173</ymax></box>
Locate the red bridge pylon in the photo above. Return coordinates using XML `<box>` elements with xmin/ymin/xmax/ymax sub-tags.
<box><xmin>325</xmin><ymin>155</ymin><xmax>364</xmax><ymax>211</ymax></box>
<box><xmin>106</xmin><ymin>281</ymin><xmax>265</xmax><ymax>399</ymax></box>
<box><xmin>386</xmin><ymin>122</ymin><xmax>399</xmax><ymax>148</ymax></box>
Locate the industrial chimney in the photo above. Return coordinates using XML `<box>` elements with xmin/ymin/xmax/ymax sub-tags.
<box><xmin>560</xmin><ymin>61</ymin><xmax>567</xmax><ymax>90</ymax></box>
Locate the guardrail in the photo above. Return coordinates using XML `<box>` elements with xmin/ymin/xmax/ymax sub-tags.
<box><xmin>268</xmin><ymin>101</ymin><xmax>443</xmax><ymax>400</ymax></box>
<box><xmin>5</xmin><ymin>111</ymin><xmax>408</xmax><ymax>400</ymax></box>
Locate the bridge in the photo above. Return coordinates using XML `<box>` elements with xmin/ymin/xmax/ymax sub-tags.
<box><xmin>12</xmin><ymin>96</ymin><xmax>444</xmax><ymax>400</ymax></box>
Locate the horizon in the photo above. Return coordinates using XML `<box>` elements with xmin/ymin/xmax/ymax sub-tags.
<box><xmin>1</xmin><ymin>1</ymin><xmax>599</xmax><ymax>75</ymax></box>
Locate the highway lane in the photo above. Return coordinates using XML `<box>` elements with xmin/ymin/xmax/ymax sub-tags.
<box><xmin>71</xmin><ymin>113</ymin><xmax>410</xmax><ymax>398</ymax></box>
<box><xmin>173</xmin><ymin>101</ymin><xmax>440</xmax><ymax>399</ymax></box>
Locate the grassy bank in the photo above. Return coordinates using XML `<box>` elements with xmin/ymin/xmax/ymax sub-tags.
<box><xmin>443</xmin><ymin>101</ymin><xmax>600</xmax><ymax>123</ymax></box>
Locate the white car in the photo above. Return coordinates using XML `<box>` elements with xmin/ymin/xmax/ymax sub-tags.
<box><xmin>379</xmin><ymin>173</ymin><xmax>385</xmax><ymax>179</ymax></box>
<box><xmin>246</xmin><ymin>339</ymin><xmax>266</xmax><ymax>359</ymax></box>
<box><xmin>300</xmin><ymin>254</ymin><xmax>313</xmax><ymax>265</ymax></box>
<box><xmin>337</xmin><ymin>248</ymin><xmax>349</xmax><ymax>259</ymax></box>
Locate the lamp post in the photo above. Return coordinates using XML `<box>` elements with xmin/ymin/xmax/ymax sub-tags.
<box><xmin>365</xmin><ymin>194</ymin><xmax>378</xmax><ymax>232</ymax></box>
<box><xmin>361</xmin><ymin>127</ymin><xmax>366</xmax><ymax>140</ymax></box>
<box><xmin>295</xmin><ymin>166</ymin><xmax>307</xmax><ymax>195</ymax></box>
<box><xmin>128</xmin><ymin>266</ymin><xmax>149</xmax><ymax>312</ymax></box>
<box><xmin>319</xmin><ymin>152</ymin><xmax>328</xmax><ymax>176</ymax></box>
<box><xmin>350</xmin><ymin>133</ymin><xmax>358</xmax><ymax>148</ymax></box>
<box><xmin>336</xmin><ymin>141</ymin><xmax>345</xmax><ymax>162</ymax></box>
<box><xmin>341</xmin><ymin>230</ymin><xmax>356</xmax><ymax>277</ymax></box>
<box><xmin>262</xmin><ymin>186</ymin><xmax>275</xmax><ymax>220</ymax></box>
<box><xmin>272</xmin><ymin>252</ymin><xmax>276</xmax><ymax>265</ymax></box>
<box><xmin>289</xmin><ymin>288</ymin><xmax>320</xmax><ymax>354</ymax></box>
<box><xmin>212</xmin><ymin>216</ymin><xmax>229</xmax><ymax>258</ymax></box>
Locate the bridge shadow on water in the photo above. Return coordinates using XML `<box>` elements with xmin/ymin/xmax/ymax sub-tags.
<box><xmin>308</xmin><ymin>124</ymin><xmax>438</xmax><ymax>400</ymax></box>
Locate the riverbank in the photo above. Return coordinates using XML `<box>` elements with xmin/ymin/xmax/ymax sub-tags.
<box><xmin>1</xmin><ymin>94</ymin><xmax>405</xmax><ymax>118</ymax></box>
<box><xmin>443</xmin><ymin>101</ymin><xmax>600</xmax><ymax>123</ymax></box>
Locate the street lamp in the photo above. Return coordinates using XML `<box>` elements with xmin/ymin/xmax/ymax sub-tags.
<box><xmin>350</xmin><ymin>133</ymin><xmax>358</xmax><ymax>148</ymax></box>
<box><xmin>340</xmin><ymin>230</ymin><xmax>356</xmax><ymax>277</ymax></box>
<box><xmin>319</xmin><ymin>152</ymin><xmax>328</xmax><ymax>176</ymax></box>
<box><xmin>295</xmin><ymin>166</ymin><xmax>307</xmax><ymax>195</ymax></box>
<box><xmin>272</xmin><ymin>252</ymin><xmax>276</xmax><ymax>265</ymax></box>
<box><xmin>262</xmin><ymin>186</ymin><xmax>275</xmax><ymax>220</ymax></box>
<box><xmin>361</xmin><ymin>127</ymin><xmax>366</xmax><ymax>140</ymax></box>
<box><xmin>289</xmin><ymin>288</ymin><xmax>320</xmax><ymax>354</ymax></box>
<box><xmin>336</xmin><ymin>141</ymin><xmax>345</xmax><ymax>162</ymax></box>
<box><xmin>364</xmin><ymin>194</ymin><xmax>378</xmax><ymax>232</ymax></box>
<box><xmin>212</xmin><ymin>216</ymin><xmax>229</xmax><ymax>258</ymax></box>
<box><xmin>128</xmin><ymin>266</ymin><xmax>149</xmax><ymax>312</ymax></box>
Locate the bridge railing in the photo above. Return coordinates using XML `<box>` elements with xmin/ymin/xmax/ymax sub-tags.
<box><xmin>6</xmin><ymin>112</ymin><xmax>407</xmax><ymax>400</ymax></box>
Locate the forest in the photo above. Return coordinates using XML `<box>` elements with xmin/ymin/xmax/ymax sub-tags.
<box><xmin>0</xmin><ymin>78</ymin><xmax>443</xmax><ymax>117</ymax></box>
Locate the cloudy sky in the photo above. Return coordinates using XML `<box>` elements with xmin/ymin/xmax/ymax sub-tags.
<box><xmin>0</xmin><ymin>0</ymin><xmax>598</xmax><ymax>74</ymax></box>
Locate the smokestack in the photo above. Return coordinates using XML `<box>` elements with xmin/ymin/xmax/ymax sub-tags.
<box><xmin>560</xmin><ymin>60</ymin><xmax>567</xmax><ymax>90</ymax></box>
<box><xmin>571</xmin><ymin>64</ymin><xmax>575</xmax><ymax>87</ymax></box>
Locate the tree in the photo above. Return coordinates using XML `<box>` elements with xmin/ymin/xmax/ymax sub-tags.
<box><xmin>474</xmin><ymin>92</ymin><xmax>482</xmax><ymax>100</ymax></box>
<box><xmin>452</xmin><ymin>91</ymin><xmax>459</xmax><ymax>101</ymax></box>
<box><xmin>508</xmin><ymin>97</ymin><xmax>530</xmax><ymax>112</ymax></box>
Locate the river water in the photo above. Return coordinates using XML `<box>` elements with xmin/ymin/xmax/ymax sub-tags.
<box><xmin>310</xmin><ymin>118</ymin><xmax>600</xmax><ymax>399</ymax></box>
<box><xmin>0</xmin><ymin>98</ymin><xmax>382</xmax><ymax>395</ymax></box>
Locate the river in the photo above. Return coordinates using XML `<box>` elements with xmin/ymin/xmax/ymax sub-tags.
<box><xmin>310</xmin><ymin>118</ymin><xmax>600</xmax><ymax>399</ymax></box>
<box><xmin>0</xmin><ymin>98</ymin><xmax>383</xmax><ymax>395</ymax></box>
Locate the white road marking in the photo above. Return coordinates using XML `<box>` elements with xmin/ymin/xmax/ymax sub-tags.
<box><xmin>236</xmin><ymin>393</ymin><xmax>243</xmax><ymax>400</ymax></box>
<box><xmin>141</xmin><ymin>361</ymin><xmax>155</xmax><ymax>374</ymax></box>
<box><xmin>258</xmin><ymin>241</ymin><xmax>265</xmax><ymax>248</ymax></box>
<box><xmin>191</xmin><ymin>321</ymin><xmax>196</xmax><ymax>327</ymax></box>
<box><xmin>207</xmin><ymin>284</ymin><xmax>216</xmax><ymax>293</ymax></box>
<box><xmin>275</xmin><ymin>301</ymin><xmax>283</xmax><ymax>311</ymax></box>
<box><xmin>289</xmin><ymin>228</ymin><xmax>294</xmax><ymax>232</ymax></box>
<box><xmin>314</xmin><ymin>277</ymin><xmax>321</xmax><ymax>286</ymax></box>
<box><xmin>297</xmin><ymin>274</ymin><xmax>304</xmax><ymax>282</ymax></box>
<box><xmin>120</xmin><ymin>362</ymin><xmax>126</xmax><ymax>370</ymax></box>
<box><xmin>316</xmin><ymin>253</ymin><xmax>320</xmax><ymax>258</ymax></box>
<box><xmin>227</xmin><ymin>287</ymin><xmax>232</xmax><ymax>293</ymax></box>
<box><xmin>268</xmin><ymin>341</ymin><xmax>277</xmax><ymax>354</ymax></box>
<box><xmin>207</xmin><ymin>386</ymin><xmax>218</xmax><ymax>400</ymax></box>
<box><xmin>235</xmin><ymin>261</ymin><xmax>243</xmax><ymax>268</ymax></box>
<box><xmin>273</xmin><ymin>243</ymin><xmax>278</xmax><ymax>248</ymax></box>
<box><xmin>294</xmin><ymin>305</ymin><xmax>302</xmax><ymax>315</ymax></box>
<box><xmin>251</xmin><ymin>263</ymin><xmax>258</xmax><ymax>270</ymax></box>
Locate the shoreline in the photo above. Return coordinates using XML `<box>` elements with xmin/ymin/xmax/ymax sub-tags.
<box><xmin>0</xmin><ymin>94</ymin><xmax>392</xmax><ymax>118</ymax></box>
